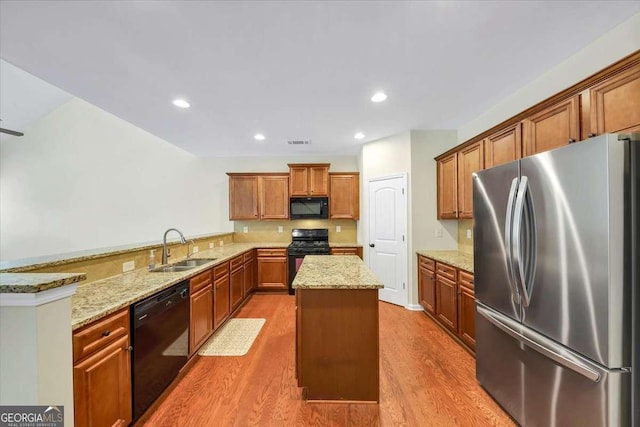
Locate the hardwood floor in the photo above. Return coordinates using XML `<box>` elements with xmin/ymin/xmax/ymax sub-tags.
<box><xmin>143</xmin><ymin>294</ymin><xmax>514</xmax><ymax>427</ymax></box>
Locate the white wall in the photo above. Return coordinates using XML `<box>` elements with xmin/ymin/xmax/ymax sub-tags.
<box><xmin>458</xmin><ymin>12</ymin><xmax>640</xmax><ymax>142</ymax></box>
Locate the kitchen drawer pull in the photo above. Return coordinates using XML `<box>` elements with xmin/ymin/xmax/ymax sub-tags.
<box><xmin>125</xmin><ymin>346</ymin><xmax>133</xmax><ymax>352</ymax></box>
<box><xmin>102</xmin><ymin>330</ymin><xmax>111</xmax><ymax>337</ymax></box>
<box><xmin>568</xmin><ymin>138</ymin><xmax>576</xmax><ymax>143</ymax></box>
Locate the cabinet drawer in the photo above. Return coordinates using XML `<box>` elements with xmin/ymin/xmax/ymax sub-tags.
<box><xmin>436</xmin><ymin>262</ymin><xmax>457</xmax><ymax>281</ymax></box>
<box><xmin>190</xmin><ymin>269</ymin><xmax>212</xmax><ymax>294</ymax></box>
<box><xmin>257</xmin><ymin>248</ymin><xmax>287</xmax><ymax>257</ymax></box>
<box><xmin>459</xmin><ymin>270</ymin><xmax>474</xmax><ymax>291</ymax></box>
<box><xmin>419</xmin><ymin>256</ymin><xmax>435</xmax><ymax>272</ymax></box>
<box><xmin>73</xmin><ymin>308</ymin><xmax>130</xmax><ymax>363</ymax></box>
<box><xmin>243</xmin><ymin>250</ymin><xmax>255</xmax><ymax>263</ymax></box>
<box><xmin>214</xmin><ymin>262</ymin><xmax>229</xmax><ymax>279</ymax></box>
<box><xmin>230</xmin><ymin>255</ymin><xmax>244</xmax><ymax>272</ymax></box>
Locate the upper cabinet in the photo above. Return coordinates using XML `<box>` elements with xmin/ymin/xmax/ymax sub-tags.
<box><xmin>588</xmin><ymin>63</ymin><xmax>640</xmax><ymax>135</ymax></box>
<box><xmin>457</xmin><ymin>141</ymin><xmax>484</xmax><ymax>219</ymax></box>
<box><xmin>484</xmin><ymin>122</ymin><xmax>522</xmax><ymax>168</ymax></box>
<box><xmin>437</xmin><ymin>152</ymin><xmax>458</xmax><ymax>219</ymax></box>
<box><xmin>329</xmin><ymin>173</ymin><xmax>360</xmax><ymax>220</ymax></box>
<box><xmin>228</xmin><ymin>173</ymin><xmax>289</xmax><ymax>220</ymax></box>
<box><xmin>523</xmin><ymin>96</ymin><xmax>580</xmax><ymax>156</ymax></box>
<box><xmin>289</xmin><ymin>163</ymin><xmax>330</xmax><ymax>196</ymax></box>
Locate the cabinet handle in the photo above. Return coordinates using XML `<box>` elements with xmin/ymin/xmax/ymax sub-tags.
<box><xmin>102</xmin><ymin>330</ymin><xmax>111</xmax><ymax>337</ymax></box>
<box><xmin>588</xmin><ymin>133</ymin><xmax>596</xmax><ymax>138</ymax></box>
<box><xmin>125</xmin><ymin>346</ymin><xmax>133</xmax><ymax>352</ymax></box>
<box><xmin>568</xmin><ymin>138</ymin><xmax>576</xmax><ymax>144</ymax></box>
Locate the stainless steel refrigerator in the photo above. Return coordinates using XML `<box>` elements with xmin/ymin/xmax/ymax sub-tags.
<box><xmin>473</xmin><ymin>133</ymin><xmax>639</xmax><ymax>426</ymax></box>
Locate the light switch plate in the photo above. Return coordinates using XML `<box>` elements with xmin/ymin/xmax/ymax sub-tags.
<box><xmin>209</xmin><ymin>243</ymin><xmax>214</xmax><ymax>249</ymax></box>
<box><xmin>122</xmin><ymin>260</ymin><xmax>135</xmax><ymax>272</ymax></box>
<box><xmin>466</xmin><ymin>229</ymin><xmax>472</xmax><ymax>239</ymax></box>
<box><xmin>278</xmin><ymin>226</ymin><xmax>283</xmax><ymax>233</ymax></box>
<box><xmin>193</xmin><ymin>246</ymin><xmax>199</xmax><ymax>253</ymax></box>
<box><xmin>435</xmin><ymin>227</ymin><xmax>443</xmax><ymax>238</ymax></box>
<box><xmin>243</xmin><ymin>226</ymin><xmax>248</xmax><ymax>233</ymax></box>
<box><xmin>336</xmin><ymin>225</ymin><xmax>341</xmax><ymax>233</ymax></box>
<box><xmin>219</xmin><ymin>240</ymin><xmax>224</xmax><ymax>246</ymax></box>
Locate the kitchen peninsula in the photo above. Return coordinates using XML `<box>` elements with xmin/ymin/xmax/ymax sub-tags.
<box><xmin>293</xmin><ymin>255</ymin><xmax>383</xmax><ymax>402</ymax></box>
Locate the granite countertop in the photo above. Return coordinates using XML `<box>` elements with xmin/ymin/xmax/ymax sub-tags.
<box><xmin>416</xmin><ymin>250</ymin><xmax>474</xmax><ymax>273</ymax></box>
<box><xmin>292</xmin><ymin>255</ymin><xmax>383</xmax><ymax>290</ymax></box>
<box><xmin>71</xmin><ymin>242</ymin><xmax>287</xmax><ymax>330</ymax></box>
<box><xmin>0</xmin><ymin>272</ymin><xmax>87</xmax><ymax>293</ymax></box>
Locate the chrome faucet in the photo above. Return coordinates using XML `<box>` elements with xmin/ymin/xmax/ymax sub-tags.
<box><xmin>162</xmin><ymin>228</ymin><xmax>187</xmax><ymax>264</ymax></box>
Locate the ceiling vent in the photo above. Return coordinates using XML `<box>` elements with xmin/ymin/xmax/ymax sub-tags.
<box><xmin>288</xmin><ymin>139</ymin><xmax>311</xmax><ymax>145</ymax></box>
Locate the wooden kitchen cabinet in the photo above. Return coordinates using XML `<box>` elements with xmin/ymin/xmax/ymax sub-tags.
<box><xmin>329</xmin><ymin>172</ymin><xmax>360</xmax><ymax>220</ymax></box>
<box><xmin>230</xmin><ymin>255</ymin><xmax>244</xmax><ymax>311</ymax></box>
<box><xmin>228</xmin><ymin>173</ymin><xmax>289</xmax><ymax>220</ymax></box>
<box><xmin>288</xmin><ymin>163</ymin><xmax>330</xmax><ymax>196</ymax></box>
<box><xmin>417</xmin><ymin>255</ymin><xmax>436</xmax><ymax>315</ymax></box>
<box><xmin>330</xmin><ymin>247</ymin><xmax>363</xmax><ymax>259</ymax></box>
<box><xmin>437</xmin><ymin>152</ymin><xmax>458</xmax><ymax>219</ymax></box>
<box><xmin>73</xmin><ymin>308</ymin><xmax>131</xmax><ymax>427</ymax></box>
<box><xmin>189</xmin><ymin>270</ymin><xmax>213</xmax><ymax>354</ymax></box>
<box><xmin>436</xmin><ymin>263</ymin><xmax>458</xmax><ymax>333</ymax></box>
<box><xmin>213</xmin><ymin>262</ymin><xmax>230</xmax><ymax>329</ymax></box>
<box><xmin>228</xmin><ymin>175</ymin><xmax>259</xmax><ymax>220</ymax></box>
<box><xmin>523</xmin><ymin>96</ymin><xmax>580</xmax><ymax>156</ymax></box>
<box><xmin>457</xmin><ymin>271</ymin><xmax>476</xmax><ymax>351</ymax></box>
<box><xmin>484</xmin><ymin>122</ymin><xmax>522</xmax><ymax>168</ymax></box>
<box><xmin>457</xmin><ymin>141</ymin><xmax>484</xmax><ymax>219</ymax></box>
<box><xmin>588</xmin><ymin>62</ymin><xmax>640</xmax><ymax>135</ymax></box>
<box><xmin>257</xmin><ymin>248</ymin><xmax>288</xmax><ymax>290</ymax></box>
<box><xmin>260</xmin><ymin>175</ymin><xmax>289</xmax><ymax>220</ymax></box>
<box><xmin>243</xmin><ymin>250</ymin><xmax>256</xmax><ymax>296</ymax></box>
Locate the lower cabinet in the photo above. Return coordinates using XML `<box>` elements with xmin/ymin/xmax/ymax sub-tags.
<box><xmin>257</xmin><ymin>248</ymin><xmax>288</xmax><ymax>290</ymax></box>
<box><xmin>73</xmin><ymin>308</ymin><xmax>132</xmax><ymax>427</ymax></box>
<box><xmin>418</xmin><ymin>255</ymin><xmax>476</xmax><ymax>353</ymax></box>
<box><xmin>230</xmin><ymin>255</ymin><xmax>244</xmax><ymax>311</ymax></box>
<box><xmin>213</xmin><ymin>262</ymin><xmax>231</xmax><ymax>329</ymax></box>
<box><xmin>189</xmin><ymin>270</ymin><xmax>213</xmax><ymax>354</ymax></box>
<box><xmin>243</xmin><ymin>250</ymin><xmax>256</xmax><ymax>296</ymax></box>
<box><xmin>329</xmin><ymin>247</ymin><xmax>363</xmax><ymax>259</ymax></box>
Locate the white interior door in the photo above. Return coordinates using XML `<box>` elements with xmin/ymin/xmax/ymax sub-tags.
<box><xmin>368</xmin><ymin>174</ymin><xmax>407</xmax><ymax>306</ymax></box>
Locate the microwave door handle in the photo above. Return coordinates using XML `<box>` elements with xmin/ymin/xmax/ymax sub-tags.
<box><xmin>504</xmin><ymin>177</ymin><xmax>520</xmax><ymax>304</ymax></box>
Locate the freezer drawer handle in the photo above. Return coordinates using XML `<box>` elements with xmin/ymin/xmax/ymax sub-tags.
<box><xmin>477</xmin><ymin>305</ymin><xmax>601</xmax><ymax>383</ymax></box>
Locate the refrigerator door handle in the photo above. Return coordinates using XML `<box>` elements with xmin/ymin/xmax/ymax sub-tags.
<box><xmin>504</xmin><ymin>177</ymin><xmax>520</xmax><ymax>303</ymax></box>
<box><xmin>477</xmin><ymin>305</ymin><xmax>602</xmax><ymax>383</ymax></box>
<box><xmin>512</xmin><ymin>176</ymin><xmax>532</xmax><ymax>307</ymax></box>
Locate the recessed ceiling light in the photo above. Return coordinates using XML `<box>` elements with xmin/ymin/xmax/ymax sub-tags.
<box><xmin>354</xmin><ymin>132</ymin><xmax>365</xmax><ymax>140</ymax></box>
<box><xmin>371</xmin><ymin>92</ymin><xmax>387</xmax><ymax>103</ymax></box>
<box><xmin>254</xmin><ymin>133</ymin><xmax>266</xmax><ymax>141</ymax></box>
<box><xmin>172</xmin><ymin>99</ymin><xmax>190</xmax><ymax>108</ymax></box>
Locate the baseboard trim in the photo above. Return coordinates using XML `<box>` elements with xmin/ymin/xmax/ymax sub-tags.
<box><xmin>404</xmin><ymin>304</ymin><xmax>424</xmax><ymax>311</ymax></box>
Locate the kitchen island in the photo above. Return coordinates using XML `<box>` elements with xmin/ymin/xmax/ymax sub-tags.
<box><xmin>292</xmin><ymin>255</ymin><xmax>384</xmax><ymax>402</ymax></box>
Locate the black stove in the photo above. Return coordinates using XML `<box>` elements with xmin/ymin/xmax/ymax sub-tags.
<box><xmin>287</xmin><ymin>229</ymin><xmax>330</xmax><ymax>294</ymax></box>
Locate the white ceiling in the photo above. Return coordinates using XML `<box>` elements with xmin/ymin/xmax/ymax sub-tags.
<box><xmin>1</xmin><ymin>1</ymin><xmax>638</xmax><ymax>156</ymax></box>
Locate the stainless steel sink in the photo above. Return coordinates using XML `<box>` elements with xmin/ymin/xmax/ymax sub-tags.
<box><xmin>149</xmin><ymin>258</ymin><xmax>217</xmax><ymax>273</ymax></box>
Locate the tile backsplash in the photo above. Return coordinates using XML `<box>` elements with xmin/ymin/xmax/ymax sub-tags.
<box><xmin>233</xmin><ymin>219</ymin><xmax>357</xmax><ymax>243</ymax></box>
<box><xmin>458</xmin><ymin>219</ymin><xmax>474</xmax><ymax>255</ymax></box>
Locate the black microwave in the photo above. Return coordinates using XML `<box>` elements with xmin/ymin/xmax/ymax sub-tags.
<box><xmin>290</xmin><ymin>197</ymin><xmax>329</xmax><ymax>220</ymax></box>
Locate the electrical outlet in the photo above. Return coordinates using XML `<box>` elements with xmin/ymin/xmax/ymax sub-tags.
<box><xmin>336</xmin><ymin>225</ymin><xmax>341</xmax><ymax>233</ymax></box>
<box><xmin>122</xmin><ymin>260</ymin><xmax>135</xmax><ymax>272</ymax></box>
<box><xmin>435</xmin><ymin>227</ymin><xmax>443</xmax><ymax>238</ymax></box>
<box><xmin>278</xmin><ymin>226</ymin><xmax>283</xmax><ymax>233</ymax></box>
<box><xmin>193</xmin><ymin>246</ymin><xmax>199</xmax><ymax>253</ymax></box>
<box><xmin>243</xmin><ymin>226</ymin><xmax>248</xmax><ymax>233</ymax></box>
<box><xmin>466</xmin><ymin>229</ymin><xmax>472</xmax><ymax>239</ymax></box>
<box><xmin>219</xmin><ymin>240</ymin><xmax>224</xmax><ymax>246</ymax></box>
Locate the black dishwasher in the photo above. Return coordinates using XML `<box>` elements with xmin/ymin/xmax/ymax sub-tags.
<box><xmin>131</xmin><ymin>280</ymin><xmax>190</xmax><ymax>421</ymax></box>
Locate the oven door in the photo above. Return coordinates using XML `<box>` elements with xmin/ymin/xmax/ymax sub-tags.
<box><xmin>287</xmin><ymin>252</ymin><xmax>306</xmax><ymax>295</ymax></box>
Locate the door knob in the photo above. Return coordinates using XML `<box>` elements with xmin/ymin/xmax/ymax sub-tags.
<box><xmin>369</xmin><ymin>243</ymin><xmax>375</xmax><ymax>248</ymax></box>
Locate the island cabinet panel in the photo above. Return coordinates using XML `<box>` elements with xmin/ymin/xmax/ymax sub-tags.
<box><xmin>330</xmin><ymin>247</ymin><xmax>363</xmax><ymax>259</ymax></box>
<box><xmin>329</xmin><ymin>173</ymin><xmax>360</xmax><ymax>220</ymax></box>
<box><xmin>589</xmin><ymin>63</ymin><xmax>640</xmax><ymax>135</ymax></box>
<box><xmin>257</xmin><ymin>248</ymin><xmax>288</xmax><ymax>290</ymax></box>
<box><xmin>243</xmin><ymin>250</ymin><xmax>256</xmax><ymax>297</ymax></box>
<box><xmin>457</xmin><ymin>141</ymin><xmax>484</xmax><ymax>219</ymax></box>
<box><xmin>417</xmin><ymin>255</ymin><xmax>436</xmax><ymax>315</ymax></box>
<box><xmin>523</xmin><ymin>95</ymin><xmax>580</xmax><ymax>156</ymax></box>
<box><xmin>213</xmin><ymin>263</ymin><xmax>230</xmax><ymax>329</ymax></box>
<box><xmin>230</xmin><ymin>255</ymin><xmax>244</xmax><ymax>311</ymax></box>
<box><xmin>189</xmin><ymin>270</ymin><xmax>213</xmax><ymax>354</ymax></box>
<box><xmin>260</xmin><ymin>175</ymin><xmax>289</xmax><ymax>220</ymax></box>
<box><xmin>437</xmin><ymin>152</ymin><xmax>458</xmax><ymax>219</ymax></box>
<box><xmin>458</xmin><ymin>271</ymin><xmax>476</xmax><ymax>351</ymax></box>
<box><xmin>435</xmin><ymin>263</ymin><xmax>458</xmax><ymax>333</ymax></box>
<box><xmin>73</xmin><ymin>308</ymin><xmax>131</xmax><ymax>427</ymax></box>
<box><xmin>484</xmin><ymin>122</ymin><xmax>522</xmax><ymax>168</ymax></box>
<box><xmin>296</xmin><ymin>289</ymin><xmax>379</xmax><ymax>402</ymax></box>
<box><xmin>228</xmin><ymin>175</ymin><xmax>259</xmax><ymax>220</ymax></box>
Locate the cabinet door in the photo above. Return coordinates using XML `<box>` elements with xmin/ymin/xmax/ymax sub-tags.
<box><xmin>589</xmin><ymin>63</ymin><xmax>640</xmax><ymax>135</ymax></box>
<box><xmin>244</xmin><ymin>258</ymin><xmax>255</xmax><ymax>297</ymax></box>
<box><xmin>418</xmin><ymin>266</ymin><xmax>436</xmax><ymax>315</ymax></box>
<box><xmin>260</xmin><ymin>175</ymin><xmax>289</xmax><ymax>219</ymax></box>
<box><xmin>228</xmin><ymin>175</ymin><xmax>259</xmax><ymax>220</ymax></box>
<box><xmin>230</xmin><ymin>265</ymin><xmax>244</xmax><ymax>311</ymax></box>
<box><xmin>74</xmin><ymin>335</ymin><xmax>132</xmax><ymax>427</ymax></box>
<box><xmin>484</xmin><ymin>122</ymin><xmax>522</xmax><ymax>168</ymax></box>
<box><xmin>458</xmin><ymin>282</ymin><xmax>476</xmax><ymax>351</ymax></box>
<box><xmin>437</xmin><ymin>152</ymin><xmax>458</xmax><ymax>219</ymax></box>
<box><xmin>329</xmin><ymin>173</ymin><xmax>360</xmax><ymax>220</ymax></box>
<box><xmin>214</xmin><ymin>275</ymin><xmax>230</xmax><ymax>329</ymax></box>
<box><xmin>523</xmin><ymin>96</ymin><xmax>579</xmax><ymax>156</ymax></box>
<box><xmin>330</xmin><ymin>247</ymin><xmax>362</xmax><ymax>259</ymax></box>
<box><xmin>309</xmin><ymin>166</ymin><xmax>329</xmax><ymax>196</ymax></box>
<box><xmin>436</xmin><ymin>276</ymin><xmax>458</xmax><ymax>333</ymax></box>
<box><xmin>189</xmin><ymin>285</ymin><xmax>213</xmax><ymax>354</ymax></box>
<box><xmin>289</xmin><ymin>167</ymin><xmax>309</xmax><ymax>196</ymax></box>
<box><xmin>457</xmin><ymin>141</ymin><xmax>484</xmax><ymax>219</ymax></box>
<box><xmin>257</xmin><ymin>257</ymin><xmax>288</xmax><ymax>290</ymax></box>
